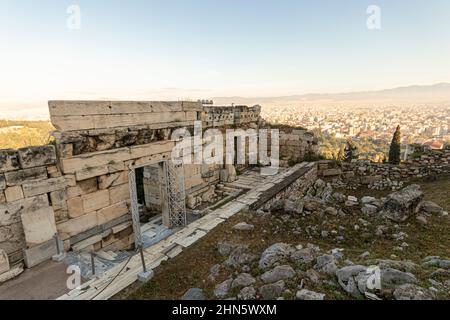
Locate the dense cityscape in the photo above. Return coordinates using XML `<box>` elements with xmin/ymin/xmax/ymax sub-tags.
<box><xmin>263</xmin><ymin>104</ymin><xmax>450</xmax><ymax>161</ymax></box>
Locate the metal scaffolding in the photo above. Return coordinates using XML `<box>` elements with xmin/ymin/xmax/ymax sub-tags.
<box><xmin>164</xmin><ymin>160</ymin><xmax>187</xmax><ymax>228</ymax></box>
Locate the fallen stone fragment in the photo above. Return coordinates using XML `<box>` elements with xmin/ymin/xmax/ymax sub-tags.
<box><xmin>214</xmin><ymin>279</ymin><xmax>233</xmax><ymax>299</ymax></box>
<box><xmin>238</xmin><ymin>286</ymin><xmax>256</xmax><ymax>300</ymax></box>
<box><xmin>231</xmin><ymin>273</ymin><xmax>256</xmax><ymax>289</ymax></box>
<box><xmin>380</xmin><ymin>185</ymin><xmax>424</xmax><ymax>222</ymax></box>
<box><xmin>419</xmin><ymin>201</ymin><xmax>444</xmax><ymax>215</ymax></box>
<box><xmin>259</xmin><ymin>243</ymin><xmax>295</xmax><ymax>270</ymax></box>
<box><xmin>258</xmin><ymin>280</ymin><xmax>285</xmax><ymax>300</ymax></box>
<box><xmin>232</xmin><ymin>222</ymin><xmax>255</xmax><ymax>231</ymax></box>
<box><xmin>181</xmin><ymin>288</ymin><xmax>205</xmax><ymax>300</ymax></box>
<box><xmin>296</xmin><ymin>289</ymin><xmax>325</xmax><ymax>300</ymax></box>
<box><xmin>393</xmin><ymin>284</ymin><xmax>436</xmax><ymax>300</ymax></box>
<box><xmin>261</xmin><ymin>265</ymin><xmax>296</xmax><ymax>283</ymax></box>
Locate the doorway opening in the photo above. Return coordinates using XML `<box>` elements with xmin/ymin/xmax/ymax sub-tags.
<box><xmin>129</xmin><ymin>161</ymin><xmax>187</xmax><ymax>249</ymax></box>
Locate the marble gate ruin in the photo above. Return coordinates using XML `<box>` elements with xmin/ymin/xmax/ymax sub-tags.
<box><xmin>0</xmin><ymin>101</ymin><xmax>318</xmax><ymax>276</ymax></box>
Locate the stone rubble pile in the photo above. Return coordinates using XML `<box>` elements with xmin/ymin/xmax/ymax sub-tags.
<box><xmin>181</xmin><ymin>239</ymin><xmax>449</xmax><ymax>300</ymax></box>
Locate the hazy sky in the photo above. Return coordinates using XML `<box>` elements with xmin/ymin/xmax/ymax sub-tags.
<box><xmin>1</xmin><ymin>0</ymin><xmax>450</xmax><ymax>115</ymax></box>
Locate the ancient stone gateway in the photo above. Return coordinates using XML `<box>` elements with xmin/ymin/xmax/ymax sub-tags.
<box><xmin>0</xmin><ymin>100</ymin><xmax>317</xmax><ymax>274</ymax></box>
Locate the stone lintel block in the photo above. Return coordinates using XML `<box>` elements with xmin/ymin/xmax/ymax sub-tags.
<box><xmin>22</xmin><ymin>177</ymin><xmax>66</xmax><ymax>198</ymax></box>
<box><xmin>75</xmin><ymin>165</ymin><xmax>109</xmax><ymax>181</ymax></box>
<box><xmin>18</xmin><ymin>145</ymin><xmax>56</xmax><ymax>169</ymax></box>
<box><xmin>4</xmin><ymin>167</ymin><xmax>48</xmax><ymax>186</ymax></box>
<box><xmin>51</xmin><ymin>111</ymin><xmax>196</xmax><ymax>131</ymax></box>
<box><xmin>56</xmin><ymin>211</ymin><xmax>98</xmax><ymax>240</ymax></box>
<box><xmin>49</xmin><ymin>101</ymin><xmax>191</xmax><ymax>117</ymax></box>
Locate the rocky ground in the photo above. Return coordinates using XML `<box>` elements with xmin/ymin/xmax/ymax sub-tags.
<box><xmin>119</xmin><ymin>175</ymin><xmax>450</xmax><ymax>300</ymax></box>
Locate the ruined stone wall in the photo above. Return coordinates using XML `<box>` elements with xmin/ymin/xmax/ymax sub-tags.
<box><xmin>0</xmin><ymin>146</ymin><xmax>63</xmax><ymax>264</ymax></box>
<box><xmin>48</xmin><ymin>101</ymin><xmax>265</xmax><ymax>256</ymax></box>
<box><xmin>49</xmin><ymin>101</ymin><xmax>204</xmax><ymax>256</ymax></box>
<box><xmin>279</xmin><ymin>129</ymin><xmax>319</xmax><ymax>166</ymax></box>
<box><xmin>317</xmin><ymin>147</ymin><xmax>450</xmax><ymax>185</ymax></box>
<box><xmin>263</xmin><ymin>164</ymin><xmax>318</xmax><ymax>209</ymax></box>
<box><xmin>0</xmin><ymin>100</ymin><xmax>318</xmax><ymax>268</ymax></box>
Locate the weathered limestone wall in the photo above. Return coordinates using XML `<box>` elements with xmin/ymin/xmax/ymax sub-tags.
<box><xmin>50</xmin><ymin>101</ymin><xmax>204</xmax><ymax>256</ymax></box>
<box><xmin>0</xmin><ymin>100</ymin><xmax>318</xmax><ymax>269</ymax></box>
<box><xmin>279</xmin><ymin>129</ymin><xmax>319</xmax><ymax>166</ymax></box>
<box><xmin>263</xmin><ymin>164</ymin><xmax>318</xmax><ymax>209</ymax></box>
<box><xmin>317</xmin><ymin>147</ymin><xmax>450</xmax><ymax>188</ymax></box>
<box><xmin>0</xmin><ymin>146</ymin><xmax>62</xmax><ymax>264</ymax></box>
<box><xmin>48</xmin><ymin>101</ymin><xmax>264</xmax><ymax>256</ymax></box>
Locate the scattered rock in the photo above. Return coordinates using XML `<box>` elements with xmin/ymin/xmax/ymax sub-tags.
<box><xmin>380</xmin><ymin>185</ymin><xmax>424</xmax><ymax>222</ymax></box>
<box><xmin>259</xmin><ymin>243</ymin><xmax>295</xmax><ymax>270</ymax></box>
<box><xmin>381</xmin><ymin>268</ymin><xmax>417</xmax><ymax>288</ymax></box>
<box><xmin>336</xmin><ymin>265</ymin><xmax>367</xmax><ymax>298</ymax></box>
<box><xmin>345</xmin><ymin>200</ymin><xmax>358</xmax><ymax>207</ymax></box>
<box><xmin>315</xmin><ymin>254</ymin><xmax>338</xmax><ymax>275</ymax></box>
<box><xmin>430</xmin><ymin>268</ymin><xmax>450</xmax><ymax>279</ymax></box>
<box><xmin>231</xmin><ymin>273</ymin><xmax>256</xmax><ymax>289</ymax></box>
<box><xmin>217</xmin><ymin>241</ymin><xmax>236</xmax><ymax>256</ymax></box>
<box><xmin>233</xmin><ymin>222</ymin><xmax>255</xmax><ymax>231</ymax></box>
<box><xmin>261</xmin><ymin>265</ymin><xmax>296</xmax><ymax>283</ymax></box>
<box><xmin>296</xmin><ymin>289</ymin><xmax>325</xmax><ymax>300</ymax></box>
<box><xmin>214</xmin><ymin>279</ymin><xmax>233</xmax><ymax>298</ymax></box>
<box><xmin>238</xmin><ymin>286</ymin><xmax>256</xmax><ymax>300</ymax></box>
<box><xmin>361</xmin><ymin>196</ymin><xmax>377</xmax><ymax>205</ymax></box>
<box><xmin>416</xmin><ymin>215</ymin><xmax>428</xmax><ymax>225</ymax></box>
<box><xmin>306</xmin><ymin>269</ymin><xmax>321</xmax><ymax>284</ymax></box>
<box><xmin>181</xmin><ymin>288</ymin><xmax>205</xmax><ymax>300</ymax></box>
<box><xmin>258</xmin><ymin>280</ymin><xmax>285</xmax><ymax>300</ymax></box>
<box><xmin>268</xmin><ymin>199</ymin><xmax>284</xmax><ymax>212</ymax></box>
<box><xmin>290</xmin><ymin>248</ymin><xmax>316</xmax><ymax>264</ymax></box>
<box><xmin>362</xmin><ymin>204</ymin><xmax>378</xmax><ymax>215</ymax></box>
<box><xmin>284</xmin><ymin>199</ymin><xmax>304</xmax><ymax>214</ymax></box>
<box><xmin>419</xmin><ymin>201</ymin><xmax>444</xmax><ymax>215</ymax></box>
<box><xmin>422</xmin><ymin>258</ymin><xmax>450</xmax><ymax>269</ymax></box>
<box><xmin>332</xmin><ymin>192</ymin><xmax>347</xmax><ymax>204</ymax></box>
<box><xmin>324</xmin><ymin>207</ymin><xmax>338</xmax><ymax>216</ymax></box>
<box><xmin>208</xmin><ymin>264</ymin><xmax>221</xmax><ymax>282</ymax></box>
<box><xmin>360</xmin><ymin>251</ymin><xmax>370</xmax><ymax>260</ymax></box>
<box><xmin>393</xmin><ymin>284</ymin><xmax>436</xmax><ymax>300</ymax></box>
<box><xmin>225</xmin><ymin>245</ymin><xmax>257</xmax><ymax>268</ymax></box>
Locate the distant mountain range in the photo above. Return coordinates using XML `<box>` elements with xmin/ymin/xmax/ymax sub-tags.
<box><xmin>1</xmin><ymin>83</ymin><xmax>450</xmax><ymax>120</ymax></box>
<box><xmin>213</xmin><ymin>83</ymin><xmax>450</xmax><ymax>107</ymax></box>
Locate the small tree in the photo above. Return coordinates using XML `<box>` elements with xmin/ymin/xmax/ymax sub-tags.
<box><xmin>389</xmin><ymin>125</ymin><xmax>401</xmax><ymax>165</ymax></box>
<box><xmin>344</xmin><ymin>140</ymin><xmax>358</xmax><ymax>162</ymax></box>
